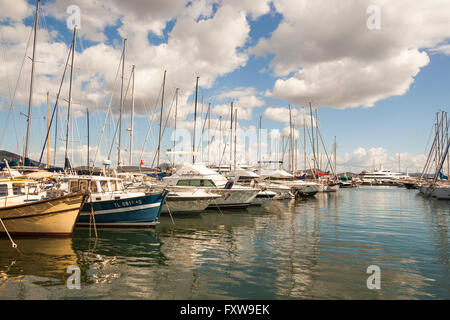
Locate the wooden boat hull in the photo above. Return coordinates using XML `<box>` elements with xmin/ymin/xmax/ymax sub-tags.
<box><xmin>0</xmin><ymin>193</ymin><xmax>85</xmax><ymax>237</ymax></box>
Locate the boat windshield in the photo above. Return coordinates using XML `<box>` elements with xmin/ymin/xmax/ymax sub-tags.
<box><xmin>176</xmin><ymin>179</ymin><xmax>216</xmax><ymax>187</ymax></box>
<box><xmin>100</xmin><ymin>181</ymin><xmax>110</xmax><ymax>193</ymax></box>
<box><xmin>28</xmin><ymin>184</ymin><xmax>39</xmax><ymax>195</ymax></box>
<box><xmin>12</xmin><ymin>183</ymin><xmax>26</xmax><ymax>195</ymax></box>
<box><xmin>0</xmin><ymin>184</ymin><xmax>7</xmax><ymax>197</ymax></box>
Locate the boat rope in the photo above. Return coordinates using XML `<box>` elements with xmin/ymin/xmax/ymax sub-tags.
<box><xmin>0</xmin><ymin>217</ymin><xmax>21</xmax><ymax>254</ymax></box>
<box><xmin>212</xmin><ymin>198</ymin><xmax>224</xmax><ymax>216</ymax></box>
<box><xmin>89</xmin><ymin>197</ymin><xmax>98</xmax><ymax>238</ymax></box>
<box><xmin>164</xmin><ymin>198</ymin><xmax>176</xmax><ymax>227</ymax></box>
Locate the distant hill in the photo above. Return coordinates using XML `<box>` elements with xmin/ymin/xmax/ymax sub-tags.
<box><xmin>0</xmin><ymin>150</ymin><xmax>40</xmax><ymax>167</ymax></box>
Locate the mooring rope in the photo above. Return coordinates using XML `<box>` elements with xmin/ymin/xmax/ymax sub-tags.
<box><xmin>0</xmin><ymin>217</ymin><xmax>21</xmax><ymax>254</ymax></box>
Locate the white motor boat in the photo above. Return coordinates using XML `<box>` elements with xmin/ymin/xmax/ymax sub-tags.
<box><xmin>117</xmin><ymin>172</ymin><xmax>222</xmax><ymax>214</ymax></box>
<box><xmin>260</xmin><ymin>169</ymin><xmax>320</xmax><ymax>198</ymax></box>
<box><xmin>162</xmin><ymin>164</ymin><xmax>260</xmax><ymax>209</ymax></box>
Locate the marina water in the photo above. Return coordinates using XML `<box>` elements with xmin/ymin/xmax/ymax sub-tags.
<box><xmin>0</xmin><ymin>186</ymin><xmax>448</xmax><ymax>299</ymax></box>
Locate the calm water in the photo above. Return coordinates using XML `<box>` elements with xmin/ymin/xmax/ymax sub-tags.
<box><xmin>0</xmin><ymin>186</ymin><xmax>448</xmax><ymax>299</ymax></box>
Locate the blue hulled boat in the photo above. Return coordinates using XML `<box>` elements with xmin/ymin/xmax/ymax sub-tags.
<box><xmin>55</xmin><ymin>175</ymin><xmax>168</xmax><ymax>228</ymax></box>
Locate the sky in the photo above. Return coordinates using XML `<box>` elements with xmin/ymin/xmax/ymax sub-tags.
<box><xmin>0</xmin><ymin>0</ymin><xmax>449</xmax><ymax>173</ymax></box>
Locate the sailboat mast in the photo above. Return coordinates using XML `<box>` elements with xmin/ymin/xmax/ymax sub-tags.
<box><xmin>53</xmin><ymin>101</ymin><xmax>58</xmax><ymax>167</ymax></box>
<box><xmin>289</xmin><ymin>104</ymin><xmax>294</xmax><ymax>174</ymax></box>
<box><xmin>192</xmin><ymin>76</ymin><xmax>199</xmax><ymax>164</ymax></box>
<box><xmin>24</xmin><ymin>0</ymin><xmax>40</xmax><ymax>164</ymax></box>
<box><xmin>309</xmin><ymin>102</ymin><xmax>316</xmax><ymax>171</ymax></box>
<box><xmin>229</xmin><ymin>102</ymin><xmax>233</xmax><ymax>171</ymax></box>
<box><xmin>316</xmin><ymin>109</ymin><xmax>319</xmax><ymax>171</ymax></box>
<box><xmin>303</xmin><ymin>107</ymin><xmax>306</xmax><ymax>171</ymax></box>
<box><xmin>87</xmin><ymin>108</ymin><xmax>90</xmax><ymax>169</ymax></box>
<box><xmin>259</xmin><ymin>115</ymin><xmax>262</xmax><ymax>174</ymax></box>
<box><xmin>334</xmin><ymin>136</ymin><xmax>337</xmax><ymax>179</ymax></box>
<box><xmin>118</xmin><ymin>38</ymin><xmax>127</xmax><ymax>168</ymax></box>
<box><xmin>207</xmin><ymin>102</ymin><xmax>211</xmax><ymax>166</ymax></box>
<box><xmin>157</xmin><ymin>70</ymin><xmax>166</xmax><ymax>168</ymax></box>
<box><xmin>129</xmin><ymin>65</ymin><xmax>135</xmax><ymax>166</ymax></box>
<box><xmin>46</xmin><ymin>91</ymin><xmax>49</xmax><ymax>168</ymax></box>
<box><xmin>64</xmin><ymin>27</ymin><xmax>76</xmax><ymax>170</ymax></box>
<box><xmin>173</xmin><ymin>88</ymin><xmax>179</xmax><ymax>166</ymax></box>
<box><xmin>234</xmin><ymin>108</ymin><xmax>237</xmax><ymax>173</ymax></box>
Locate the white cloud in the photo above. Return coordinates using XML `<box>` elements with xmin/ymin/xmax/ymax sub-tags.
<box><xmin>252</xmin><ymin>0</ymin><xmax>450</xmax><ymax>109</ymax></box>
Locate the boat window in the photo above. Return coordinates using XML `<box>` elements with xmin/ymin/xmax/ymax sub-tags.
<box><xmin>203</xmin><ymin>180</ymin><xmax>215</xmax><ymax>187</ymax></box>
<box><xmin>90</xmin><ymin>181</ymin><xmax>98</xmax><ymax>193</ymax></box>
<box><xmin>12</xmin><ymin>183</ymin><xmax>26</xmax><ymax>195</ymax></box>
<box><xmin>79</xmin><ymin>180</ymin><xmax>88</xmax><ymax>192</ymax></box>
<box><xmin>177</xmin><ymin>180</ymin><xmax>190</xmax><ymax>186</ymax></box>
<box><xmin>0</xmin><ymin>184</ymin><xmax>7</xmax><ymax>197</ymax></box>
<box><xmin>100</xmin><ymin>181</ymin><xmax>109</xmax><ymax>192</ymax></box>
<box><xmin>110</xmin><ymin>181</ymin><xmax>117</xmax><ymax>191</ymax></box>
<box><xmin>189</xmin><ymin>180</ymin><xmax>202</xmax><ymax>186</ymax></box>
<box><xmin>70</xmin><ymin>180</ymin><xmax>80</xmax><ymax>192</ymax></box>
<box><xmin>28</xmin><ymin>184</ymin><xmax>39</xmax><ymax>195</ymax></box>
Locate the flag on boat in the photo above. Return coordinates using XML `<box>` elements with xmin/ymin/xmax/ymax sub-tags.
<box><xmin>439</xmin><ymin>171</ymin><xmax>448</xmax><ymax>180</ymax></box>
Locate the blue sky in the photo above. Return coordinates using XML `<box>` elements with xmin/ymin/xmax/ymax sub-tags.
<box><xmin>0</xmin><ymin>0</ymin><xmax>449</xmax><ymax>172</ymax></box>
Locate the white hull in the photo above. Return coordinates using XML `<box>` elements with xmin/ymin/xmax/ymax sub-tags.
<box><xmin>165</xmin><ymin>186</ymin><xmax>259</xmax><ymax>209</ymax></box>
<box><xmin>431</xmin><ymin>187</ymin><xmax>450</xmax><ymax>200</ymax></box>
<box><xmin>162</xmin><ymin>192</ymin><xmax>221</xmax><ymax>213</ymax></box>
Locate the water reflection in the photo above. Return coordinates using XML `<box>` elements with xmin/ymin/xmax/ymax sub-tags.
<box><xmin>0</xmin><ymin>187</ymin><xmax>449</xmax><ymax>299</ymax></box>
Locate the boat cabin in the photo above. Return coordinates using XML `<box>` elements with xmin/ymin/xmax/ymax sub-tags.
<box><xmin>0</xmin><ymin>179</ymin><xmax>45</xmax><ymax>206</ymax></box>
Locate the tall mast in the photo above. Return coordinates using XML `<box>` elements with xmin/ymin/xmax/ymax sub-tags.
<box><xmin>129</xmin><ymin>65</ymin><xmax>135</xmax><ymax>166</ymax></box>
<box><xmin>208</xmin><ymin>102</ymin><xmax>211</xmax><ymax>166</ymax></box>
<box><xmin>334</xmin><ymin>136</ymin><xmax>337</xmax><ymax>179</ymax></box>
<box><xmin>289</xmin><ymin>104</ymin><xmax>294</xmax><ymax>174</ymax></box>
<box><xmin>234</xmin><ymin>108</ymin><xmax>237</xmax><ymax>172</ymax></box>
<box><xmin>258</xmin><ymin>115</ymin><xmax>262</xmax><ymax>174</ymax></box>
<box><xmin>46</xmin><ymin>91</ymin><xmax>49</xmax><ymax>168</ymax></box>
<box><xmin>64</xmin><ymin>27</ymin><xmax>76</xmax><ymax>170</ymax></box>
<box><xmin>53</xmin><ymin>100</ymin><xmax>58</xmax><ymax>167</ymax></box>
<box><xmin>118</xmin><ymin>38</ymin><xmax>127</xmax><ymax>168</ymax></box>
<box><xmin>219</xmin><ymin>115</ymin><xmax>222</xmax><ymax>165</ymax></box>
<box><xmin>316</xmin><ymin>109</ymin><xmax>319</xmax><ymax>171</ymax></box>
<box><xmin>157</xmin><ymin>70</ymin><xmax>166</xmax><ymax>168</ymax></box>
<box><xmin>173</xmin><ymin>88</ymin><xmax>179</xmax><ymax>166</ymax></box>
<box><xmin>309</xmin><ymin>102</ymin><xmax>316</xmax><ymax>171</ymax></box>
<box><xmin>87</xmin><ymin>108</ymin><xmax>90</xmax><ymax>169</ymax></box>
<box><xmin>229</xmin><ymin>102</ymin><xmax>233</xmax><ymax>171</ymax></box>
<box><xmin>24</xmin><ymin>0</ymin><xmax>40</xmax><ymax>164</ymax></box>
<box><xmin>446</xmin><ymin>111</ymin><xmax>449</xmax><ymax>176</ymax></box>
<box><xmin>192</xmin><ymin>76</ymin><xmax>199</xmax><ymax>164</ymax></box>
<box><xmin>303</xmin><ymin>107</ymin><xmax>306</xmax><ymax>171</ymax></box>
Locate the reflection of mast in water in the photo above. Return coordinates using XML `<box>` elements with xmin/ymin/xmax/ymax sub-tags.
<box><xmin>424</xmin><ymin>201</ymin><xmax>449</xmax><ymax>268</ymax></box>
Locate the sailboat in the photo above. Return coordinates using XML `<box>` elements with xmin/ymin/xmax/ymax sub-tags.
<box><xmin>0</xmin><ymin>1</ymin><xmax>85</xmax><ymax>237</ymax></box>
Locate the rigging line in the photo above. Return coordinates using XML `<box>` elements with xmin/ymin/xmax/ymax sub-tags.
<box><xmin>90</xmin><ymin>49</ymin><xmax>123</xmax><ymax>170</ymax></box>
<box><xmin>106</xmin><ymin>66</ymin><xmax>133</xmax><ymax>161</ymax></box>
<box><xmin>316</xmin><ymin>121</ymin><xmax>336</xmax><ymax>177</ymax></box>
<box><xmin>37</xmin><ymin>41</ymin><xmax>73</xmax><ymax>165</ymax></box>
<box><xmin>139</xmin><ymin>79</ymin><xmax>164</xmax><ymax>164</ymax></box>
<box><xmin>0</xmin><ymin>24</ymin><xmax>34</xmax><ymax>150</ymax></box>
<box><xmin>150</xmin><ymin>89</ymin><xmax>177</xmax><ymax>168</ymax></box>
<box><xmin>196</xmin><ymin>103</ymin><xmax>210</xmax><ymax>154</ymax></box>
